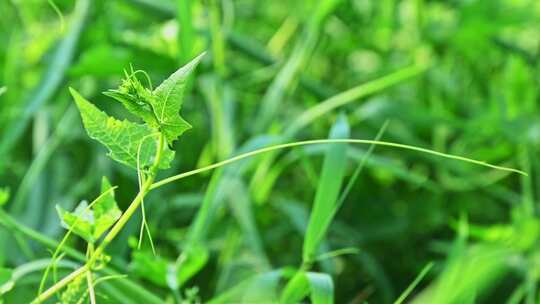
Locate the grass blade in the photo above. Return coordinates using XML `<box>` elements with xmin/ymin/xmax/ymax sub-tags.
<box><xmin>177</xmin><ymin>0</ymin><xmax>196</xmax><ymax>65</ymax></box>
<box><xmin>337</xmin><ymin>120</ymin><xmax>389</xmax><ymax>206</ymax></box>
<box><xmin>285</xmin><ymin>64</ymin><xmax>428</xmax><ymax>136</ymax></box>
<box><xmin>303</xmin><ymin>115</ymin><xmax>350</xmax><ymax>263</ymax></box>
<box><xmin>394</xmin><ymin>262</ymin><xmax>434</xmax><ymax>304</ymax></box>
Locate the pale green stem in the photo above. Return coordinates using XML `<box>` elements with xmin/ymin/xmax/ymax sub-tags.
<box><xmin>33</xmin><ymin>266</ymin><xmax>88</xmax><ymax>303</ymax></box>
<box><xmin>32</xmin><ymin>134</ymin><xmax>165</xmax><ymax>303</ymax></box>
<box><xmin>38</xmin><ymin>186</ymin><xmax>117</xmax><ymax>295</ymax></box>
<box><xmin>86</xmin><ymin>243</ymin><xmax>96</xmax><ymax>304</ymax></box>
<box><xmin>151</xmin><ymin>138</ymin><xmax>525</xmax><ymax>190</ymax></box>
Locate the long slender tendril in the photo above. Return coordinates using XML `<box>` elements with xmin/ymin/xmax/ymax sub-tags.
<box><xmin>136</xmin><ymin>133</ymin><xmax>160</xmax><ymax>254</ymax></box>
<box><xmin>151</xmin><ymin>138</ymin><xmax>526</xmax><ymax>190</ymax></box>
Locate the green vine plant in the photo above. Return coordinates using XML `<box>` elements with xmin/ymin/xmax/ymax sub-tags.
<box><xmin>32</xmin><ymin>52</ymin><xmax>526</xmax><ymax>303</ymax></box>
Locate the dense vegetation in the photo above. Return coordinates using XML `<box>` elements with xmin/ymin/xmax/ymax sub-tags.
<box><xmin>1</xmin><ymin>0</ymin><xmax>539</xmax><ymax>303</ymax></box>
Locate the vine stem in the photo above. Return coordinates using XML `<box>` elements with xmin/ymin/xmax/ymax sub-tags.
<box><xmin>150</xmin><ymin>138</ymin><xmax>526</xmax><ymax>190</ymax></box>
<box><xmin>33</xmin><ymin>266</ymin><xmax>88</xmax><ymax>303</ymax></box>
<box><xmin>37</xmin><ymin>186</ymin><xmax>117</xmax><ymax>296</ymax></box>
<box><xmin>32</xmin><ymin>134</ymin><xmax>165</xmax><ymax>304</ymax></box>
<box><xmin>32</xmin><ymin>137</ymin><xmax>524</xmax><ymax>303</ymax></box>
<box><xmin>86</xmin><ymin>243</ymin><xmax>96</xmax><ymax>304</ymax></box>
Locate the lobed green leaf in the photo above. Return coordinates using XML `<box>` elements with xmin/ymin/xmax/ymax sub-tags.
<box><xmin>152</xmin><ymin>53</ymin><xmax>205</xmax><ymax>145</ymax></box>
<box><xmin>103</xmin><ymin>70</ymin><xmax>160</xmax><ymax>129</ymax></box>
<box><xmin>70</xmin><ymin>87</ymin><xmax>174</xmax><ymax>170</ymax></box>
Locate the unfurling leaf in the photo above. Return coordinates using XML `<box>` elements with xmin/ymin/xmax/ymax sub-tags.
<box><xmin>104</xmin><ymin>53</ymin><xmax>204</xmax><ymax>146</ymax></box>
<box><xmin>103</xmin><ymin>70</ymin><xmax>160</xmax><ymax>129</ymax></box>
<box><xmin>56</xmin><ymin>177</ymin><xmax>122</xmax><ymax>243</ymax></box>
<box><xmin>70</xmin><ymin>87</ymin><xmax>175</xmax><ymax>170</ymax></box>
<box><xmin>152</xmin><ymin>53</ymin><xmax>205</xmax><ymax>145</ymax></box>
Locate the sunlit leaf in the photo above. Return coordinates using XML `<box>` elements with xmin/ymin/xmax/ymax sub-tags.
<box><xmin>151</xmin><ymin>53</ymin><xmax>204</xmax><ymax>145</ymax></box>
<box><xmin>70</xmin><ymin>87</ymin><xmax>174</xmax><ymax>170</ymax></box>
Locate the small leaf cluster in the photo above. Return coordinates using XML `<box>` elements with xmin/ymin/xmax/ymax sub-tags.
<box><xmin>56</xmin><ymin>177</ymin><xmax>121</xmax><ymax>243</ymax></box>
<box><xmin>53</xmin><ymin>53</ymin><xmax>204</xmax><ymax>263</ymax></box>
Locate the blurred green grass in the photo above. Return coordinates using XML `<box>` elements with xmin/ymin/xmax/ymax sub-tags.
<box><xmin>1</xmin><ymin>0</ymin><xmax>540</xmax><ymax>303</ymax></box>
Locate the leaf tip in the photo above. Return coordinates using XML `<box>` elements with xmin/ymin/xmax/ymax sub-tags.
<box><xmin>195</xmin><ymin>51</ymin><xmax>207</xmax><ymax>60</ymax></box>
<box><xmin>68</xmin><ymin>86</ymin><xmax>78</xmax><ymax>97</ymax></box>
<box><xmin>69</xmin><ymin>87</ymin><xmax>87</xmax><ymax>109</ymax></box>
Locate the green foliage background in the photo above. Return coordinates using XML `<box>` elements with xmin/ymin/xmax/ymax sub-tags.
<box><xmin>1</xmin><ymin>0</ymin><xmax>540</xmax><ymax>303</ymax></box>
